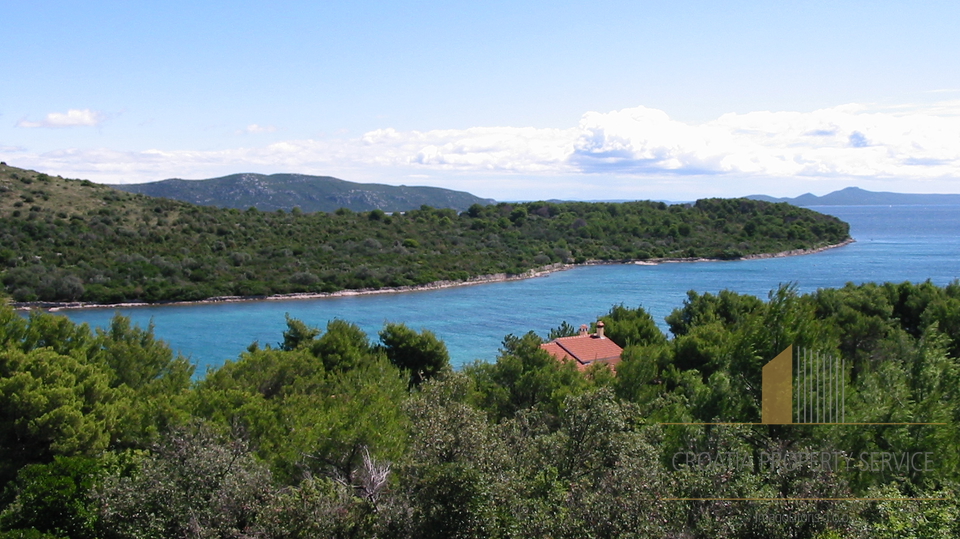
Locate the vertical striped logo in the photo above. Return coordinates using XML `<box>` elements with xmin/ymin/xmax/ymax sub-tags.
<box><xmin>761</xmin><ymin>346</ymin><xmax>846</xmax><ymax>425</ymax></box>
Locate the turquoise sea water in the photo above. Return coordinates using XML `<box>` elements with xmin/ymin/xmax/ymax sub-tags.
<box><xmin>60</xmin><ymin>205</ymin><xmax>960</xmax><ymax>374</ymax></box>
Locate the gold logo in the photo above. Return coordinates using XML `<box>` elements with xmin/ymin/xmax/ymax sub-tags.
<box><xmin>762</xmin><ymin>346</ymin><xmax>846</xmax><ymax>425</ymax></box>
<box><xmin>761</xmin><ymin>346</ymin><xmax>793</xmax><ymax>424</ymax></box>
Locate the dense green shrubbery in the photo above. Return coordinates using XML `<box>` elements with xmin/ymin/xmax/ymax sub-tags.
<box><xmin>4</xmin><ymin>280</ymin><xmax>958</xmax><ymax>538</ymax></box>
<box><xmin>0</xmin><ymin>171</ymin><xmax>849</xmax><ymax>304</ymax></box>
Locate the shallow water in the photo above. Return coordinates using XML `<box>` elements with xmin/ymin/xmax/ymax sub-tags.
<box><xmin>60</xmin><ymin>205</ymin><xmax>960</xmax><ymax>374</ymax></box>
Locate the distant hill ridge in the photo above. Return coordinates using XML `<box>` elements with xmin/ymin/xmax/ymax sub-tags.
<box><xmin>111</xmin><ymin>173</ymin><xmax>496</xmax><ymax>213</ymax></box>
<box><xmin>748</xmin><ymin>186</ymin><xmax>960</xmax><ymax>206</ymax></box>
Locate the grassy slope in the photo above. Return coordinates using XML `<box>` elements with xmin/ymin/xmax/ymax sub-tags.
<box><xmin>0</xmin><ymin>164</ymin><xmax>850</xmax><ymax>305</ymax></box>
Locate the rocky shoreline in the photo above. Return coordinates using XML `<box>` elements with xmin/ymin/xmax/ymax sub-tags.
<box><xmin>14</xmin><ymin>238</ymin><xmax>855</xmax><ymax>312</ymax></box>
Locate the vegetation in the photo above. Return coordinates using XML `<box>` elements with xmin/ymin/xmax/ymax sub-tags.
<box><xmin>0</xmin><ymin>164</ymin><xmax>849</xmax><ymax>305</ymax></box>
<box><xmin>109</xmin><ymin>172</ymin><xmax>495</xmax><ymax>213</ymax></box>
<box><xmin>2</xmin><ymin>280</ymin><xmax>960</xmax><ymax>538</ymax></box>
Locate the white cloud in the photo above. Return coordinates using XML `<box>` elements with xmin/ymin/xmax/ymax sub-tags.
<box><xmin>16</xmin><ymin>109</ymin><xmax>105</xmax><ymax>128</ymax></box>
<box><xmin>345</xmin><ymin>101</ymin><xmax>960</xmax><ymax>181</ymax></box>
<box><xmin>360</xmin><ymin>126</ymin><xmax>576</xmax><ymax>172</ymax></box>
<box><xmin>566</xmin><ymin>103</ymin><xmax>960</xmax><ymax>180</ymax></box>
<box><xmin>8</xmin><ymin>100</ymin><xmax>960</xmax><ymax>196</ymax></box>
<box><xmin>240</xmin><ymin>124</ymin><xmax>277</xmax><ymax>134</ymax></box>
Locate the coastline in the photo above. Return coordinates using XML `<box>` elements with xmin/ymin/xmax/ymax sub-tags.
<box><xmin>14</xmin><ymin>238</ymin><xmax>855</xmax><ymax>312</ymax></box>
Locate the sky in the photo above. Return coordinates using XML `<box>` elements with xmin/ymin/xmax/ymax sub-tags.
<box><xmin>2</xmin><ymin>0</ymin><xmax>960</xmax><ymax>201</ymax></box>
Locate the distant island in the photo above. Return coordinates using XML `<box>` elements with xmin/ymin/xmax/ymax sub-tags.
<box><xmin>748</xmin><ymin>186</ymin><xmax>960</xmax><ymax>206</ymax></box>
<box><xmin>110</xmin><ymin>172</ymin><xmax>496</xmax><ymax>213</ymax></box>
<box><xmin>0</xmin><ymin>164</ymin><xmax>850</xmax><ymax>306</ymax></box>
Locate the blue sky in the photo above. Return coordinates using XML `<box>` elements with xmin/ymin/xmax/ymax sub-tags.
<box><xmin>3</xmin><ymin>1</ymin><xmax>960</xmax><ymax>200</ymax></box>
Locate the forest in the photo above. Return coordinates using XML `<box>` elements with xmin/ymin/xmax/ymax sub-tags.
<box><xmin>1</xmin><ymin>280</ymin><xmax>959</xmax><ymax>538</ymax></box>
<box><xmin>0</xmin><ymin>165</ymin><xmax>849</xmax><ymax>305</ymax></box>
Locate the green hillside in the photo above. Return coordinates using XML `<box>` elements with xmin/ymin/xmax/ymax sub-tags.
<box><xmin>0</xmin><ymin>163</ymin><xmax>850</xmax><ymax>305</ymax></box>
<box><xmin>110</xmin><ymin>172</ymin><xmax>496</xmax><ymax>213</ymax></box>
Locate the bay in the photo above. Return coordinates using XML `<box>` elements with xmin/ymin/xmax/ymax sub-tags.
<box><xmin>60</xmin><ymin>205</ymin><xmax>960</xmax><ymax>374</ymax></box>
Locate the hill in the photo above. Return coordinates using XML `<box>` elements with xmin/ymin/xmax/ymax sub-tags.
<box><xmin>748</xmin><ymin>186</ymin><xmax>960</xmax><ymax>206</ymax></box>
<box><xmin>0</xmin><ymin>163</ymin><xmax>850</xmax><ymax>305</ymax></box>
<box><xmin>110</xmin><ymin>172</ymin><xmax>496</xmax><ymax>213</ymax></box>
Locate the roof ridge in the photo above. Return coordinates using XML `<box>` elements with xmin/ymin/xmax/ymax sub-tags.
<box><xmin>555</xmin><ymin>333</ymin><xmax>595</xmax><ymax>341</ymax></box>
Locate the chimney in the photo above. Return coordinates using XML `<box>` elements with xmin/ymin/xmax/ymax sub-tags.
<box><xmin>579</xmin><ymin>324</ymin><xmax>589</xmax><ymax>336</ymax></box>
<box><xmin>596</xmin><ymin>321</ymin><xmax>605</xmax><ymax>339</ymax></box>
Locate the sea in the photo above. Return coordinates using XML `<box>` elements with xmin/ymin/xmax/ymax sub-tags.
<box><xmin>59</xmin><ymin>205</ymin><xmax>960</xmax><ymax>375</ymax></box>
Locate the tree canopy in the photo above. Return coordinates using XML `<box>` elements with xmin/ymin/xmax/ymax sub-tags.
<box><xmin>2</xmin><ymin>280</ymin><xmax>959</xmax><ymax>538</ymax></box>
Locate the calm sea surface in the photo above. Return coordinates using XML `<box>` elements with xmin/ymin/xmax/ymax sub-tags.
<box><xmin>60</xmin><ymin>205</ymin><xmax>960</xmax><ymax>374</ymax></box>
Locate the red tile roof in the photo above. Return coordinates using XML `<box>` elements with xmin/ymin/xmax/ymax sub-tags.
<box><xmin>541</xmin><ymin>341</ymin><xmax>573</xmax><ymax>362</ymax></box>
<box><xmin>541</xmin><ymin>332</ymin><xmax>623</xmax><ymax>372</ymax></box>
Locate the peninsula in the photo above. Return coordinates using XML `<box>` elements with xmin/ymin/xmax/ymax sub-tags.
<box><xmin>0</xmin><ymin>164</ymin><xmax>850</xmax><ymax>306</ymax></box>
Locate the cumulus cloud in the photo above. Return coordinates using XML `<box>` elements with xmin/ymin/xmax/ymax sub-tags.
<box><xmin>566</xmin><ymin>103</ymin><xmax>960</xmax><ymax>179</ymax></box>
<box><xmin>9</xmin><ymin>101</ymin><xmax>960</xmax><ymax>192</ymax></box>
<box><xmin>16</xmin><ymin>109</ymin><xmax>105</xmax><ymax>128</ymax></box>
<box><xmin>360</xmin><ymin>126</ymin><xmax>576</xmax><ymax>172</ymax></box>
<box><xmin>346</xmin><ymin>101</ymin><xmax>960</xmax><ymax>181</ymax></box>
<box><xmin>240</xmin><ymin>124</ymin><xmax>277</xmax><ymax>134</ymax></box>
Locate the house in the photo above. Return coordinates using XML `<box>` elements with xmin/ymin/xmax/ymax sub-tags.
<box><xmin>540</xmin><ymin>321</ymin><xmax>623</xmax><ymax>372</ymax></box>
